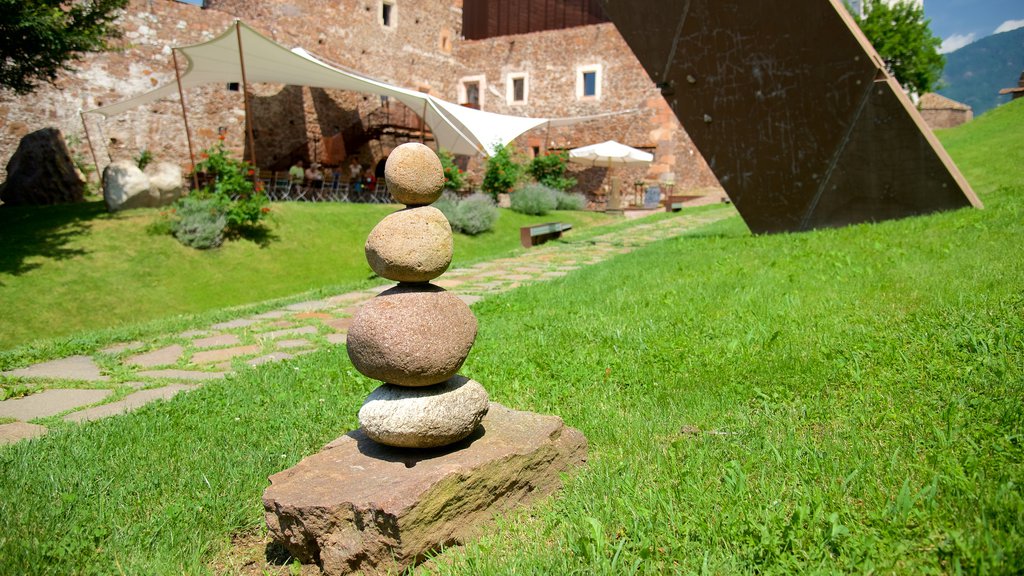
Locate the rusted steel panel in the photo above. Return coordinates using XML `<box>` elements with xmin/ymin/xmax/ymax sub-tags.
<box><xmin>600</xmin><ymin>0</ymin><xmax>980</xmax><ymax>234</ymax></box>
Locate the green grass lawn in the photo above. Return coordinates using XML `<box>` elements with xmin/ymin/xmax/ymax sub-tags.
<box><xmin>0</xmin><ymin>101</ymin><xmax>1021</xmax><ymax>574</ymax></box>
<box><xmin>0</xmin><ymin>201</ymin><xmax>616</xmax><ymax>351</ymax></box>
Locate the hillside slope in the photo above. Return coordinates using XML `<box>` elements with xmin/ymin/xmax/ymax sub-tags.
<box><xmin>937</xmin><ymin>27</ymin><xmax>1024</xmax><ymax>116</ymax></box>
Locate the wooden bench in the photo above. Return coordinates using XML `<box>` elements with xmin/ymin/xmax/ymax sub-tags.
<box><xmin>666</xmin><ymin>195</ymin><xmax>687</xmax><ymax>212</ymax></box>
<box><xmin>520</xmin><ymin>222</ymin><xmax>572</xmax><ymax>248</ymax></box>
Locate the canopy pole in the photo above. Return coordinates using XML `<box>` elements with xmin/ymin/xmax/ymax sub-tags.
<box><xmin>235</xmin><ymin>21</ymin><xmax>258</xmax><ymax>169</ymax></box>
<box><xmin>543</xmin><ymin>120</ymin><xmax>552</xmax><ymax>154</ymax></box>
<box><xmin>172</xmin><ymin>48</ymin><xmax>199</xmax><ymax>190</ymax></box>
<box><xmin>79</xmin><ymin>111</ymin><xmax>101</xmax><ymax>184</ymax></box>
<box><xmin>420</xmin><ymin>100</ymin><xmax>428</xmax><ymax>144</ymax></box>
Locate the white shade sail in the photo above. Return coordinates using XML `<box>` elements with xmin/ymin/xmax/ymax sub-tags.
<box><xmin>85</xmin><ymin>20</ymin><xmax>619</xmax><ymax>157</ymax></box>
<box><xmin>568</xmin><ymin>140</ymin><xmax>654</xmax><ymax>167</ymax></box>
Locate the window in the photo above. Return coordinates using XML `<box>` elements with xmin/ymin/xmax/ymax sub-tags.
<box><xmin>227</xmin><ymin>82</ymin><xmax>240</xmax><ymax>91</ymax></box>
<box><xmin>459</xmin><ymin>75</ymin><xmax>486</xmax><ymax>109</ymax></box>
<box><xmin>576</xmin><ymin>64</ymin><xmax>602</xmax><ymax>100</ymax></box>
<box><xmin>506</xmin><ymin>73</ymin><xmax>528</xmax><ymax>105</ymax></box>
<box><xmin>381</xmin><ymin>1</ymin><xmax>395</xmax><ymax>27</ymax></box>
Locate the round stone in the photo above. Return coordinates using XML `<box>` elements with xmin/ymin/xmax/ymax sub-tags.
<box><xmin>365</xmin><ymin>206</ymin><xmax>453</xmax><ymax>283</ymax></box>
<box><xmin>346</xmin><ymin>284</ymin><xmax>477</xmax><ymax>386</ymax></box>
<box><xmin>359</xmin><ymin>376</ymin><xmax>489</xmax><ymax>448</ymax></box>
<box><xmin>384</xmin><ymin>142</ymin><xmax>445</xmax><ymax>206</ymax></box>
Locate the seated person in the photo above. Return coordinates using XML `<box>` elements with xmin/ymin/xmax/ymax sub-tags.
<box><xmin>288</xmin><ymin>160</ymin><xmax>305</xmax><ymax>183</ymax></box>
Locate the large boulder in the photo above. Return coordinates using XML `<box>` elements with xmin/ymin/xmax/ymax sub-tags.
<box><xmin>103</xmin><ymin>160</ymin><xmax>157</xmax><ymax>211</ymax></box>
<box><xmin>144</xmin><ymin>162</ymin><xmax>184</xmax><ymax>205</ymax></box>
<box><xmin>0</xmin><ymin>128</ymin><xmax>85</xmax><ymax>206</ymax></box>
<box><xmin>263</xmin><ymin>403</ymin><xmax>589</xmax><ymax>576</ymax></box>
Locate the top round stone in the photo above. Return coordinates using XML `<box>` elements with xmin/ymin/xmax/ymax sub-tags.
<box><xmin>384</xmin><ymin>143</ymin><xmax>445</xmax><ymax>206</ymax></box>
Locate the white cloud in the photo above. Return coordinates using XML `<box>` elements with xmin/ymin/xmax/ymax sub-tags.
<box><xmin>994</xmin><ymin>19</ymin><xmax>1024</xmax><ymax>34</ymax></box>
<box><xmin>939</xmin><ymin>33</ymin><xmax>976</xmax><ymax>54</ymax></box>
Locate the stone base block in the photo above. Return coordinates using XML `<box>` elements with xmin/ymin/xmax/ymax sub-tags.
<box><xmin>262</xmin><ymin>402</ymin><xmax>587</xmax><ymax>575</ymax></box>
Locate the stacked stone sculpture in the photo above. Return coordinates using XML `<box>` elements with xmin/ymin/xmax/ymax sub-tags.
<box><xmin>347</xmin><ymin>143</ymin><xmax>489</xmax><ymax>448</ymax></box>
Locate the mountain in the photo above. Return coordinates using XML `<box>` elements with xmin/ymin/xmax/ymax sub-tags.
<box><xmin>937</xmin><ymin>27</ymin><xmax>1024</xmax><ymax>117</ymax></box>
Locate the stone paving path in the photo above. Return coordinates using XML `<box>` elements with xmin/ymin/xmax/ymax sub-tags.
<box><xmin>0</xmin><ymin>207</ymin><xmax>733</xmax><ymax>445</ymax></box>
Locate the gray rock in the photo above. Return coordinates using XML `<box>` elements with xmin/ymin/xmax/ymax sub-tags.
<box><xmin>359</xmin><ymin>376</ymin><xmax>489</xmax><ymax>448</ymax></box>
<box><xmin>0</xmin><ymin>128</ymin><xmax>85</xmax><ymax>206</ymax></box>
<box><xmin>263</xmin><ymin>402</ymin><xmax>588</xmax><ymax>576</ymax></box>
<box><xmin>384</xmin><ymin>142</ymin><xmax>445</xmax><ymax>206</ymax></box>
<box><xmin>365</xmin><ymin>206</ymin><xmax>453</xmax><ymax>283</ymax></box>
<box><xmin>346</xmin><ymin>284</ymin><xmax>477</xmax><ymax>386</ymax></box>
<box><xmin>103</xmin><ymin>160</ymin><xmax>157</xmax><ymax>211</ymax></box>
<box><xmin>144</xmin><ymin>162</ymin><xmax>183</xmax><ymax>204</ymax></box>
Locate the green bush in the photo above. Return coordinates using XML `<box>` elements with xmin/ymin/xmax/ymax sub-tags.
<box><xmin>172</xmin><ymin>196</ymin><xmax>226</xmax><ymax>249</ymax></box>
<box><xmin>527</xmin><ymin>151</ymin><xmax>577</xmax><ymax>192</ymax></box>
<box><xmin>511</xmin><ymin>183</ymin><xmax>558</xmax><ymax>215</ymax></box>
<box><xmin>453</xmin><ymin>193</ymin><xmax>499</xmax><ymax>235</ymax></box>
<box><xmin>433</xmin><ymin>190</ymin><xmax>459</xmax><ymax>223</ymax></box>
<box><xmin>437</xmin><ymin>149</ymin><xmax>465</xmax><ymax>192</ymax></box>
<box><xmin>434</xmin><ymin>192</ymin><xmax>499</xmax><ymax>235</ymax></box>
<box><xmin>166</xmin><ymin>143</ymin><xmax>271</xmax><ymax>248</ymax></box>
<box><xmin>482</xmin><ymin>143</ymin><xmax>524</xmax><ymax>200</ymax></box>
<box><xmin>555</xmin><ymin>190</ymin><xmax>587</xmax><ymax>210</ymax></box>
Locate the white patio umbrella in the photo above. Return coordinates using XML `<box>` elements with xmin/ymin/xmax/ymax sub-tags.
<box><xmin>568</xmin><ymin>140</ymin><xmax>653</xmax><ymax>207</ymax></box>
<box><xmin>567</xmin><ymin>140</ymin><xmax>654</xmax><ymax>167</ymax></box>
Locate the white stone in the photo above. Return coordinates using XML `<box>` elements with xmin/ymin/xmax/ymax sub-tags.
<box><xmin>144</xmin><ymin>162</ymin><xmax>184</xmax><ymax>204</ymax></box>
<box><xmin>103</xmin><ymin>160</ymin><xmax>157</xmax><ymax>211</ymax></box>
<box><xmin>358</xmin><ymin>376</ymin><xmax>489</xmax><ymax>448</ymax></box>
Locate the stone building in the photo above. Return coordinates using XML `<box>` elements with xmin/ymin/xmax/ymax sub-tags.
<box><xmin>0</xmin><ymin>0</ymin><xmax>719</xmax><ymax>200</ymax></box>
<box><xmin>918</xmin><ymin>92</ymin><xmax>973</xmax><ymax>130</ymax></box>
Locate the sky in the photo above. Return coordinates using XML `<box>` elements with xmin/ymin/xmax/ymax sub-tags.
<box><xmin>925</xmin><ymin>0</ymin><xmax>1024</xmax><ymax>53</ymax></box>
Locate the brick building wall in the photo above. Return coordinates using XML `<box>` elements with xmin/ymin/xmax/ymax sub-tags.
<box><xmin>0</xmin><ymin>0</ymin><xmax>719</xmax><ymax>200</ymax></box>
<box><xmin>454</xmin><ymin>23</ymin><xmax>718</xmax><ymax>197</ymax></box>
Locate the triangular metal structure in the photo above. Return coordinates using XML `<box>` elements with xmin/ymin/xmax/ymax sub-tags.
<box><xmin>600</xmin><ymin>0</ymin><xmax>981</xmax><ymax>233</ymax></box>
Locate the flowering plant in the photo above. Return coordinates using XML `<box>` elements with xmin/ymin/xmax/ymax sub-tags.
<box><xmin>167</xmin><ymin>143</ymin><xmax>271</xmax><ymax>249</ymax></box>
<box><xmin>437</xmin><ymin>149</ymin><xmax>465</xmax><ymax>192</ymax></box>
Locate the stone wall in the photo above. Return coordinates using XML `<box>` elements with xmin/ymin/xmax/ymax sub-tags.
<box><xmin>0</xmin><ymin>0</ymin><xmax>719</xmax><ymax>198</ymax></box>
<box><xmin>919</xmin><ymin>108</ymin><xmax>973</xmax><ymax>130</ymax></box>
<box><xmin>454</xmin><ymin>23</ymin><xmax>719</xmax><ymax>196</ymax></box>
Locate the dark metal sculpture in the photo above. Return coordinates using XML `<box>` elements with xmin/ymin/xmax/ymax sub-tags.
<box><xmin>600</xmin><ymin>0</ymin><xmax>981</xmax><ymax>234</ymax></box>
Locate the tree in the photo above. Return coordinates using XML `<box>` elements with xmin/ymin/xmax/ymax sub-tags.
<box><xmin>0</xmin><ymin>0</ymin><xmax>128</xmax><ymax>95</ymax></box>
<box><xmin>852</xmin><ymin>0</ymin><xmax>945</xmax><ymax>95</ymax></box>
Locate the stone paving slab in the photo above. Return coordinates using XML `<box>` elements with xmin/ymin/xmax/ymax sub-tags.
<box><xmin>100</xmin><ymin>341</ymin><xmax>145</xmax><ymax>355</ymax></box>
<box><xmin>324</xmin><ymin>317</ymin><xmax>353</xmax><ymax>331</ymax></box>
<box><xmin>294</xmin><ymin>312</ymin><xmax>334</xmax><ymax>320</ymax></box>
<box><xmin>285</xmin><ymin>300</ymin><xmax>334</xmax><ymax>312</ymax></box>
<box><xmin>0</xmin><ymin>422</ymin><xmax>48</xmax><ymax>445</ymax></box>
<box><xmin>192</xmin><ymin>334</ymin><xmax>241</xmax><ymax>348</ymax></box>
<box><xmin>325</xmin><ymin>333</ymin><xmax>347</xmax><ymax>345</ymax></box>
<box><xmin>260</xmin><ymin>325</ymin><xmax>319</xmax><ymax>340</ymax></box>
<box><xmin>0</xmin><ymin>389</ymin><xmax>113</xmax><ymax>421</ymax></box>
<box><xmin>247</xmin><ymin>352</ymin><xmax>295</xmax><ymax>367</ymax></box>
<box><xmin>137</xmin><ymin>369</ymin><xmax>227</xmax><ymax>381</ymax></box>
<box><xmin>1</xmin><ymin>356</ymin><xmax>109</xmax><ymax>381</ymax></box>
<box><xmin>210</xmin><ymin>318</ymin><xmax>258</xmax><ymax>330</ymax></box>
<box><xmin>253</xmin><ymin>310</ymin><xmax>289</xmax><ymax>320</ymax></box>
<box><xmin>64</xmin><ymin>385</ymin><xmax>197</xmax><ymax>423</ymax></box>
<box><xmin>191</xmin><ymin>345</ymin><xmax>262</xmax><ymax>365</ymax></box>
<box><xmin>126</xmin><ymin>345</ymin><xmax>185</xmax><ymax>368</ymax></box>
<box><xmin>178</xmin><ymin>329</ymin><xmax>212</xmax><ymax>339</ymax></box>
<box><xmin>276</xmin><ymin>339</ymin><xmax>313</xmax><ymax>349</ymax></box>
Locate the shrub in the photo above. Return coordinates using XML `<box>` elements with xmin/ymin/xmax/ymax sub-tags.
<box><xmin>172</xmin><ymin>196</ymin><xmax>226</xmax><ymax>249</ymax></box>
<box><xmin>453</xmin><ymin>193</ymin><xmax>499</xmax><ymax>235</ymax></box>
<box><xmin>510</xmin><ymin>183</ymin><xmax>558</xmax><ymax>215</ymax></box>
<box><xmin>481</xmin><ymin>143</ymin><xmax>523</xmax><ymax>200</ymax></box>
<box><xmin>527</xmin><ymin>151</ymin><xmax>577</xmax><ymax>192</ymax></box>
<box><xmin>167</xmin><ymin>143</ymin><xmax>271</xmax><ymax>248</ymax></box>
<box><xmin>555</xmin><ymin>190</ymin><xmax>587</xmax><ymax>211</ymax></box>
<box><xmin>437</xmin><ymin>149</ymin><xmax>465</xmax><ymax>192</ymax></box>
<box><xmin>433</xmin><ymin>190</ymin><xmax>459</xmax><ymax>224</ymax></box>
